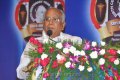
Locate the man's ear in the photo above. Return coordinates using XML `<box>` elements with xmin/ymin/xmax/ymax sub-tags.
<box><xmin>62</xmin><ymin>22</ymin><xmax>66</xmax><ymax>31</ymax></box>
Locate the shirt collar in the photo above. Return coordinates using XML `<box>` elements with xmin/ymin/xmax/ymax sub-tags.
<box><xmin>42</xmin><ymin>30</ymin><xmax>64</xmax><ymax>42</ymax></box>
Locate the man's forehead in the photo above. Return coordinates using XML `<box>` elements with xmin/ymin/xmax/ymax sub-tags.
<box><xmin>45</xmin><ymin>8</ymin><xmax>62</xmax><ymax>17</ymax></box>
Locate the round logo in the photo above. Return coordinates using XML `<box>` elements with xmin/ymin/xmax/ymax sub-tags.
<box><xmin>90</xmin><ymin>0</ymin><xmax>106</xmax><ymax>29</ymax></box>
<box><xmin>30</xmin><ymin>1</ymin><xmax>51</xmax><ymax>23</ymax></box>
<box><xmin>15</xmin><ymin>0</ymin><xmax>29</xmax><ymax>29</ymax></box>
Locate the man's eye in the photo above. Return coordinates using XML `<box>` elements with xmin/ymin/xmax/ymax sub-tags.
<box><xmin>54</xmin><ymin>18</ymin><xmax>59</xmax><ymax>21</ymax></box>
<box><xmin>45</xmin><ymin>18</ymin><xmax>50</xmax><ymax>21</ymax></box>
<box><xmin>54</xmin><ymin>18</ymin><xmax>60</xmax><ymax>22</ymax></box>
<box><xmin>44</xmin><ymin>17</ymin><xmax>61</xmax><ymax>22</ymax></box>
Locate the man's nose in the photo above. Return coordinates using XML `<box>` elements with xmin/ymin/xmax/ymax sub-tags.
<box><xmin>49</xmin><ymin>19</ymin><xmax>54</xmax><ymax>24</ymax></box>
<box><xmin>47</xmin><ymin>25</ymin><xmax>54</xmax><ymax>29</ymax></box>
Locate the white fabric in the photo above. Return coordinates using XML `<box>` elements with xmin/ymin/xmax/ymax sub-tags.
<box><xmin>36</xmin><ymin>66</ymin><xmax>42</xmax><ymax>80</ymax></box>
<box><xmin>16</xmin><ymin>31</ymin><xmax>82</xmax><ymax>79</ymax></box>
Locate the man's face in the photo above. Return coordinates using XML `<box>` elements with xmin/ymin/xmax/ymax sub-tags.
<box><xmin>43</xmin><ymin>8</ymin><xmax>65</xmax><ymax>38</ymax></box>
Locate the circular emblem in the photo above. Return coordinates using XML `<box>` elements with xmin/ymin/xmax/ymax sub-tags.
<box><xmin>90</xmin><ymin>0</ymin><xmax>106</xmax><ymax>29</ymax></box>
<box><xmin>30</xmin><ymin>1</ymin><xmax>51</xmax><ymax>23</ymax></box>
<box><xmin>15</xmin><ymin>0</ymin><xmax>29</xmax><ymax>29</ymax></box>
<box><xmin>19</xmin><ymin>4</ymin><xmax>27</xmax><ymax>26</ymax></box>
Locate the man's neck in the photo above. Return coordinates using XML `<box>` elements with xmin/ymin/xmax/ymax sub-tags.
<box><xmin>42</xmin><ymin>30</ymin><xmax>63</xmax><ymax>41</ymax></box>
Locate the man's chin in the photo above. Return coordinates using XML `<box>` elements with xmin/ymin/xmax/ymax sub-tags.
<box><xmin>50</xmin><ymin>34</ymin><xmax>61</xmax><ymax>38</ymax></box>
<box><xmin>50</xmin><ymin>35</ymin><xmax>55</xmax><ymax>38</ymax></box>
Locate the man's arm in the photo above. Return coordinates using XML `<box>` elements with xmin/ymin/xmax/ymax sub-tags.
<box><xmin>16</xmin><ymin>42</ymin><xmax>35</xmax><ymax>79</ymax></box>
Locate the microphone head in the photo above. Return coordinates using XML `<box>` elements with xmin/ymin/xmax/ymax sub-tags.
<box><xmin>47</xmin><ymin>30</ymin><xmax>52</xmax><ymax>37</ymax></box>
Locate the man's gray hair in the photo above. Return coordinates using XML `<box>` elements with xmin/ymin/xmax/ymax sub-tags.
<box><xmin>43</xmin><ymin>7</ymin><xmax>65</xmax><ymax>22</ymax></box>
<box><xmin>60</xmin><ymin>9</ymin><xmax>65</xmax><ymax>22</ymax></box>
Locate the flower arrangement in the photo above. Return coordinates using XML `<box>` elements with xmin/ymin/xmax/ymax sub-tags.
<box><xmin>26</xmin><ymin>37</ymin><xmax>120</xmax><ymax>80</ymax></box>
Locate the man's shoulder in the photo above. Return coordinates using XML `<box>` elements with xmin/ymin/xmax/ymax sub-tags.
<box><xmin>35</xmin><ymin>36</ymin><xmax>43</xmax><ymax>40</ymax></box>
<box><xmin>62</xmin><ymin>33</ymin><xmax>82</xmax><ymax>43</ymax></box>
<box><xmin>62</xmin><ymin>33</ymin><xmax>81</xmax><ymax>38</ymax></box>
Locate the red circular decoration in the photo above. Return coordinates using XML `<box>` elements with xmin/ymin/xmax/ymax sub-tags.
<box><xmin>15</xmin><ymin>0</ymin><xmax>29</xmax><ymax>29</ymax></box>
<box><xmin>90</xmin><ymin>0</ymin><xmax>100</xmax><ymax>29</ymax></box>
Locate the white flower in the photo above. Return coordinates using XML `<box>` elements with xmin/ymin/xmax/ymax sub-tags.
<box><xmin>99</xmin><ymin>49</ymin><xmax>105</xmax><ymax>55</ymax></box>
<box><xmin>117</xmin><ymin>50</ymin><xmax>120</xmax><ymax>54</ymax></box>
<box><xmin>87</xmin><ymin>67</ymin><xmax>93</xmax><ymax>72</ymax></box>
<box><xmin>74</xmin><ymin>50</ymin><xmax>81</xmax><ymax>56</ymax></box>
<box><xmin>80</xmin><ymin>50</ymin><xmax>86</xmax><ymax>56</ymax></box>
<box><xmin>56</xmin><ymin>42</ymin><xmax>63</xmax><ymax>49</ymax></box>
<box><xmin>100</xmin><ymin>41</ymin><xmax>106</xmax><ymax>46</ymax></box>
<box><xmin>98</xmin><ymin>58</ymin><xmax>105</xmax><ymax>65</ymax></box>
<box><xmin>65</xmin><ymin>62</ymin><xmax>71</xmax><ymax>68</ymax></box>
<box><xmin>36</xmin><ymin>66</ymin><xmax>42</xmax><ymax>79</ymax></box>
<box><xmin>78</xmin><ymin>65</ymin><xmax>85</xmax><ymax>71</ymax></box>
<box><xmin>43</xmin><ymin>39</ymin><xmax>48</xmax><ymax>43</ymax></box>
<box><xmin>56</xmin><ymin>54</ymin><xmax>62</xmax><ymax>60</ymax></box>
<box><xmin>92</xmin><ymin>41</ymin><xmax>97</xmax><ymax>47</ymax></box>
<box><xmin>69</xmin><ymin>46</ymin><xmax>76</xmax><ymax>53</ymax></box>
<box><xmin>41</xmin><ymin>53</ymin><xmax>48</xmax><ymax>60</ymax></box>
<box><xmin>90</xmin><ymin>51</ymin><xmax>98</xmax><ymax>59</ymax></box>
<box><xmin>114</xmin><ymin>58</ymin><xmax>119</xmax><ymax>65</ymax></box>
<box><xmin>63</xmin><ymin>48</ymin><xmax>69</xmax><ymax>54</ymax></box>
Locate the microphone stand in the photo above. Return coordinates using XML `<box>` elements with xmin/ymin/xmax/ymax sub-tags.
<box><xmin>48</xmin><ymin>37</ymin><xmax>57</xmax><ymax>43</ymax></box>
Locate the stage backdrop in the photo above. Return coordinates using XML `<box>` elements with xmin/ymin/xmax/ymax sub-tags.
<box><xmin>0</xmin><ymin>0</ymin><xmax>120</xmax><ymax>80</ymax></box>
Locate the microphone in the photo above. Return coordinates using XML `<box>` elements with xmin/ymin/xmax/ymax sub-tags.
<box><xmin>47</xmin><ymin>30</ymin><xmax>52</xmax><ymax>37</ymax></box>
<box><xmin>47</xmin><ymin>30</ymin><xmax>57</xmax><ymax>43</ymax></box>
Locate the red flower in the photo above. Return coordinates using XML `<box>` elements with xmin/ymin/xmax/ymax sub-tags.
<box><xmin>79</xmin><ymin>56</ymin><xmax>86</xmax><ymax>62</ymax></box>
<box><xmin>52</xmin><ymin>60</ymin><xmax>58</xmax><ymax>68</ymax></box>
<box><xmin>107</xmin><ymin>49</ymin><xmax>117</xmax><ymax>56</ymax></box>
<box><xmin>37</xmin><ymin>42</ymin><xmax>43</xmax><ymax>48</ymax></box>
<box><xmin>43</xmin><ymin>72</ymin><xmax>50</xmax><ymax>78</ymax></box>
<box><xmin>57</xmin><ymin>56</ymin><xmax>66</xmax><ymax>64</ymax></box>
<box><xmin>109</xmin><ymin>57</ymin><xmax>117</xmax><ymax>62</ymax></box>
<box><xmin>104</xmin><ymin>54</ymin><xmax>109</xmax><ymax>59</ymax></box>
<box><xmin>49</xmin><ymin>47</ymin><xmax>54</xmax><ymax>53</ymax></box>
<box><xmin>40</xmin><ymin>58</ymin><xmax>50</xmax><ymax>67</ymax></box>
<box><xmin>117</xmin><ymin>76</ymin><xmax>120</xmax><ymax>80</ymax></box>
<box><xmin>29</xmin><ymin>37</ymin><xmax>35</xmax><ymax>43</ymax></box>
<box><xmin>37</xmin><ymin>47</ymin><xmax>44</xmax><ymax>54</ymax></box>
<box><xmin>107</xmin><ymin>76</ymin><xmax>114</xmax><ymax>80</ymax></box>
<box><xmin>100</xmin><ymin>65</ymin><xmax>105</xmax><ymax>71</ymax></box>
<box><xmin>34</xmin><ymin>58</ymin><xmax>40</xmax><ymax>63</ymax></box>
<box><xmin>29</xmin><ymin>37</ymin><xmax>39</xmax><ymax>45</ymax></box>
<box><xmin>105</xmin><ymin>75</ymin><xmax>109</xmax><ymax>80</ymax></box>
<box><xmin>34</xmin><ymin>63</ymin><xmax>39</xmax><ymax>68</ymax></box>
<box><xmin>111</xmin><ymin>68</ymin><xmax>119</xmax><ymax>77</ymax></box>
<box><xmin>113</xmin><ymin>70</ymin><xmax>119</xmax><ymax>77</ymax></box>
<box><xmin>105</xmin><ymin>75</ymin><xmax>114</xmax><ymax>80</ymax></box>
<box><xmin>33</xmin><ymin>39</ymin><xmax>39</xmax><ymax>45</ymax></box>
<box><xmin>33</xmin><ymin>58</ymin><xmax>40</xmax><ymax>67</ymax></box>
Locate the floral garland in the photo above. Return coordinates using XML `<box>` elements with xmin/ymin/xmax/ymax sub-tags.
<box><xmin>26</xmin><ymin>37</ymin><xmax>120</xmax><ymax>80</ymax></box>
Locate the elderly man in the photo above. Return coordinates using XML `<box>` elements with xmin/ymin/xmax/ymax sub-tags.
<box><xmin>17</xmin><ymin>7</ymin><xmax>83</xmax><ymax>80</ymax></box>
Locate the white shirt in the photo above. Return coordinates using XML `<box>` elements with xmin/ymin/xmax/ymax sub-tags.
<box><xmin>16</xmin><ymin>31</ymin><xmax>82</xmax><ymax>79</ymax></box>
